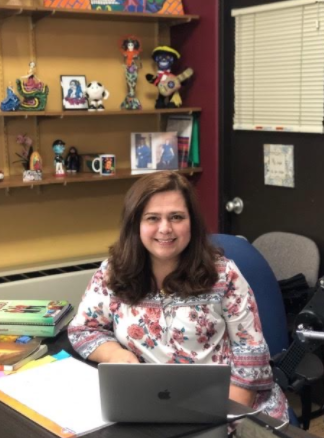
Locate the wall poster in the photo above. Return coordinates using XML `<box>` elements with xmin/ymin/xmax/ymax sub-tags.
<box><xmin>264</xmin><ymin>144</ymin><xmax>295</xmax><ymax>188</ymax></box>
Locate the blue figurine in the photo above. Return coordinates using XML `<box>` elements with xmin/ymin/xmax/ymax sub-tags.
<box><xmin>1</xmin><ymin>84</ymin><xmax>20</xmax><ymax>112</ymax></box>
<box><xmin>52</xmin><ymin>139</ymin><xmax>66</xmax><ymax>177</ymax></box>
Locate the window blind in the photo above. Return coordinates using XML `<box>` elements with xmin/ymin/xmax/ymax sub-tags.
<box><xmin>232</xmin><ymin>0</ymin><xmax>324</xmax><ymax>133</ymax></box>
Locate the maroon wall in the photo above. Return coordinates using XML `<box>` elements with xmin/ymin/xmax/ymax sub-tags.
<box><xmin>171</xmin><ymin>0</ymin><xmax>219</xmax><ymax>232</ymax></box>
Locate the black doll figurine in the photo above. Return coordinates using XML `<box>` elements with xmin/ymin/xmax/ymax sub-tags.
<box><xmin>146</xmin><ymin>46</ymin><xmax>193</xmax><ymax>109</ymax></box>
<box><xmin>65</xmin><ymin>146</ymin><xmax>80</xmax><ymax>173</ymax></box>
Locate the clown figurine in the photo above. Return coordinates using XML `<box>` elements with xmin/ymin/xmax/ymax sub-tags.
<box><xmin>119</xmin><ymin>35</ymin><xmax>142</xmax><ymax>110</ymax></box>
<box><xmin>52</xmin><ymin>139</ymin><xmax>66</xmax><ymax>177</ymax></box>
<box><xmin>146</xmin><ymin>46</ymin><xmax>193</xmax><ymax>109</ymax></box>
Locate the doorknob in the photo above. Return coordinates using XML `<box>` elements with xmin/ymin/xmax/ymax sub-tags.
<box><xmin>226</xmin><ymin>197</ymin><xmax>244</xmax><ymax>215</ymax></box>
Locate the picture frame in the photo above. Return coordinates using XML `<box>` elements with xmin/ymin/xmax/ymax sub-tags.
<box><xmin>131</xmin><ymin>132</ymin><xmax>178</xmax><ymax>171</ymax></box>
<box><xmin>264</xmin><ymin>144</ymin><xmax>295</xmax><ymax>188</ymax></box>
<box><xmin>60</xmin><ymin>75</ymin><xmax>88</xmax><ymax>111</ymax></box>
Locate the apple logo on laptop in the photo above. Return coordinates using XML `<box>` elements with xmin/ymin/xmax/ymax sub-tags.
<box><xmin>158</xmin><ymin>390</ymin><xmax>171</xmax><ymax>400</ymax></box>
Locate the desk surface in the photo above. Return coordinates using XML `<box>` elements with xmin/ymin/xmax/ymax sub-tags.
<box><xmin>0</xmin><ymin>331</ymin><xmax>319</xmax><ymax>438</ymax></box>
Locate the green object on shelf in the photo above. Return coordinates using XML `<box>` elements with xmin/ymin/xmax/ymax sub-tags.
<box><xmin>188</xmin><ymin>115</ymin><xmax>200</xmax><ymax>167</ymax></box>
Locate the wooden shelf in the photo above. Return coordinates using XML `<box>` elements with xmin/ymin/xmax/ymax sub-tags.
<box><xmin>0</xmin><ymin>5</ymin><xmax>199</xmax><ymax>26</ymax></box>
<box><xmin>0</xmin><ymin>168</ymin><xmax>202</xmax><ymax>190</ymax></box>
<box><xmin>0</xmin><ymin>108</ymin><xmax>202</xmax><ymax>118</ymax></box>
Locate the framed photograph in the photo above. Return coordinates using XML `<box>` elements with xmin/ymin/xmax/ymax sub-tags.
<box><xmin>60</xmin><ymin>75</ymin><xmax>88</xmax><ymax>111</ymax></box>
<box><xmin>131</xmin><ymin>132</ymin><xmax>178</xmax><ymax>171</ymax></box>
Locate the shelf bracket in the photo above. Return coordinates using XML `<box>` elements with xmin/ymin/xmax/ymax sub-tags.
<box><xmin>0</xmin><ymin>8</ymin><xmax>23</xmax><ymax>21</ymax></box>
<box><xmin>5</xmin><ymin>187</ymin><xmax>10</xmax><ymax>196</ymax></box>
<box><xmin>31</xmin><ymin>10</ymin><xmax>56</xmax><ymax>27</ymax></box>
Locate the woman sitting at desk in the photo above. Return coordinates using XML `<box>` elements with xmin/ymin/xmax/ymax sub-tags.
<box><xmin>68</xmin><ymin>171</ymin><xmax>288</xmax><ymax>422</ymax></box>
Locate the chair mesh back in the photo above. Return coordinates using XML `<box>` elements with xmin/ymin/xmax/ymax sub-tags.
<box><xmin>253</xmin><ymin>232</ymin><xmax>320</xmax><ymax>287</ymax></box>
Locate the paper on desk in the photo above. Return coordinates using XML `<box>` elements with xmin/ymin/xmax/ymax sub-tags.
<box><xmin>0</xmin><ymin>357</ymin><xmax>112</xmax><ymax>437</ymax></box>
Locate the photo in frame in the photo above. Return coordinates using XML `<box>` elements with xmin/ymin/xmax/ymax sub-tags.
<box><xmin>60</xmin><ymin>75</ymin><xmax>88</xmax><ymax>111</ymax></box>
<box><xmin>131</xmin><ymin>132</ymin><xmax>178</xmax><ymax>171</ymax></box>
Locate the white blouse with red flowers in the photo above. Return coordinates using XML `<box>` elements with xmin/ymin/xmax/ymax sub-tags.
<box><xmin>68</xmin><ymin>257</ymin><xmax>288</xmax><ymax>421</ymax></box>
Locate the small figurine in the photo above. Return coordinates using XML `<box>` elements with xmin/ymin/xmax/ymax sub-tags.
<box><xmin>65</xmin><ymin>146</ymin><xmax>80</xmax><ymax>173</ymax></box>
<box><xmin>119</xmin><ymin>35</ymin><xmax>142</xmax><ymax>110</ymax></box>
<box><xmin>85</xmin><ymin>81</ymin><xmax>109</xmax><ymax>111</ymax></box>
<box><xmin>16</xmin><ymin>61</ymin><xmax>49</xmax><ymax>111</ymax></box>
<box><xmin>0</xmin><ymin>170</ymin><xmax>4</xmax><ymax>182</ymax></box>
<box><xmin>0</xmin><ymin>83</ymin><xmax>20</xmax><ymax>112</ymax></box>
<box><xmin>52</xmin><ymin>139</ymin><xmax>66</xmax><ymax>177</ymax></box>
<box><xmin>146</xmin><ymin>46</ymin><xmax>193</xmax><ymax>109</ymax></box>
<box><xmin>30</xmin><ymin>151</ymin><xmax>42</xmax><ymax>172</ymax></box>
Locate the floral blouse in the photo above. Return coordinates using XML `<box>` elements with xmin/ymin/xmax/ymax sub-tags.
<box><xmin>68</xmin><ymin>257</ymin><xmax>288</xmax><ymax>421</ymax></box>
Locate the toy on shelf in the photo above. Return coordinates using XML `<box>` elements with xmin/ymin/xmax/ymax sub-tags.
<box><xmin>24</xmin><ymin>150</ymin><xmax>43</xmax><ymax>182</ymax></box>
<box><xmin>85</xmin><ymin>81</ymin><xmax>109</xmax><ymax>111</ymax></box>
<box><xmin>1</xmin><ymin>83</ymin><xmax>20</xmax><ymax>112</ymax></box>
<box><xmin>16</xmin><ymin>61</ymin><xmax>49</xmax><ymax>111</ymax></box>
<box><xmin>52</xmin><ymin>139</ymin><xmax>66</xmax><ymax>177</ymax></box>
<box><xmin>65</xmin><ymin>147</ymin><xmax>80</xmax><ymax>173</ymax></box>
<box><xmin>30</xmin><ymin>151</ymin><xmax>42</xmax><ymax>172</ymax></box>
<box><xmin>146</xmin><ymin>46</ymin><xmax>193</xmax><ymax>109</ymax></box>
<box><xmin>119</xmin><ymin>35</ymin><xmax>142</xmax><ymax>110</ymax></box>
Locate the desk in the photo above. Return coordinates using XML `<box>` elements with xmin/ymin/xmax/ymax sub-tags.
<box><xmin>0</xmin><ymin>332</ymin><xmax>319</xmax><ymax>438</ymax></box>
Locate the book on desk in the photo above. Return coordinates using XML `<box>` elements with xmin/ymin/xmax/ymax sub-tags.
<box><xmin>0</xmin><ymin>300</ymin><xmax>73</xmax><ymax>337</ymax></box>
<box><xmin>0</xmin><ymin>336</ymin><xmax>48</xmax><ymax>371</ymax></box>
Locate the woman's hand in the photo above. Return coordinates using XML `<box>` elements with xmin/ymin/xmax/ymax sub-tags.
<box><xmin>88</xmin><ymin>341</ymin><xmax>139</xmax><ymax>364</ymax></box>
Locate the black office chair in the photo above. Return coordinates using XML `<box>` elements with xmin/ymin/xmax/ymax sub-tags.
<box><xmin>209</xmin><ymin>234</ymin><xmax>324</xmax><ymax>429</ymax></box>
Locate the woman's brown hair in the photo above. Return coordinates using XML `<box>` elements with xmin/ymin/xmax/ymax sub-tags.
<box><xmin>107</xmin><ymin>171</ymin><xmax>222</xmax><ymax>304</ymax></box>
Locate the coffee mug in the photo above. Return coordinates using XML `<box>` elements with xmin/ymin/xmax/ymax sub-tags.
<box><xmin>92</xmin><ymin>154</ymin><xmax>116</xmax><ymax>176</ymax></box>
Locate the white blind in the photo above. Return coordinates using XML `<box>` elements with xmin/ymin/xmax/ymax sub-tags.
<box><xmin>232</xmin><ymin>0</ymin><xmax>324</xmax><ymax>133</ymax></box>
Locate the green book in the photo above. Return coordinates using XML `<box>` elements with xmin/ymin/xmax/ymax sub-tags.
<box><xmin>0</xmin><ymin>310</ymin><xmax>74</xmax><ymax>337</ymax></box>
<box><xmin>0</xmin><ymin>300</ymin><xmax>71</xmax><ymax>326</ymax></box>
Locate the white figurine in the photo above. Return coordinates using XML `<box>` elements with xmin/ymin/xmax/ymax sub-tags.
<box><xmin>85</xmin><ymin>81</ymin><xmax>109</xmax><ymax>111</ymax></box>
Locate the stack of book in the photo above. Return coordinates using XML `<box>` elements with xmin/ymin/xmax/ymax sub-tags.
<box><xmin>0</xmin><ymin>300</ymin><xmax>73</xmax><ymax>337</ymax></box>
<box><xmin>0</xmin><ymin>336</ymin><xmax>48</xmax><ymax>372</ymax></box>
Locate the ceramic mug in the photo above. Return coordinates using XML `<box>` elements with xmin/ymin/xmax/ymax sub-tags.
<box><xmin>92</xmin><ymin>154</ymin><xmax>116</xmax><ymax>176</ymax></box>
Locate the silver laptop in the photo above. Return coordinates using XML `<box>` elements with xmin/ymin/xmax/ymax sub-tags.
<box><xmin>98</xmin><ymin>363</ymin><xmax>231</xmax><ymax>424</ymax></box>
